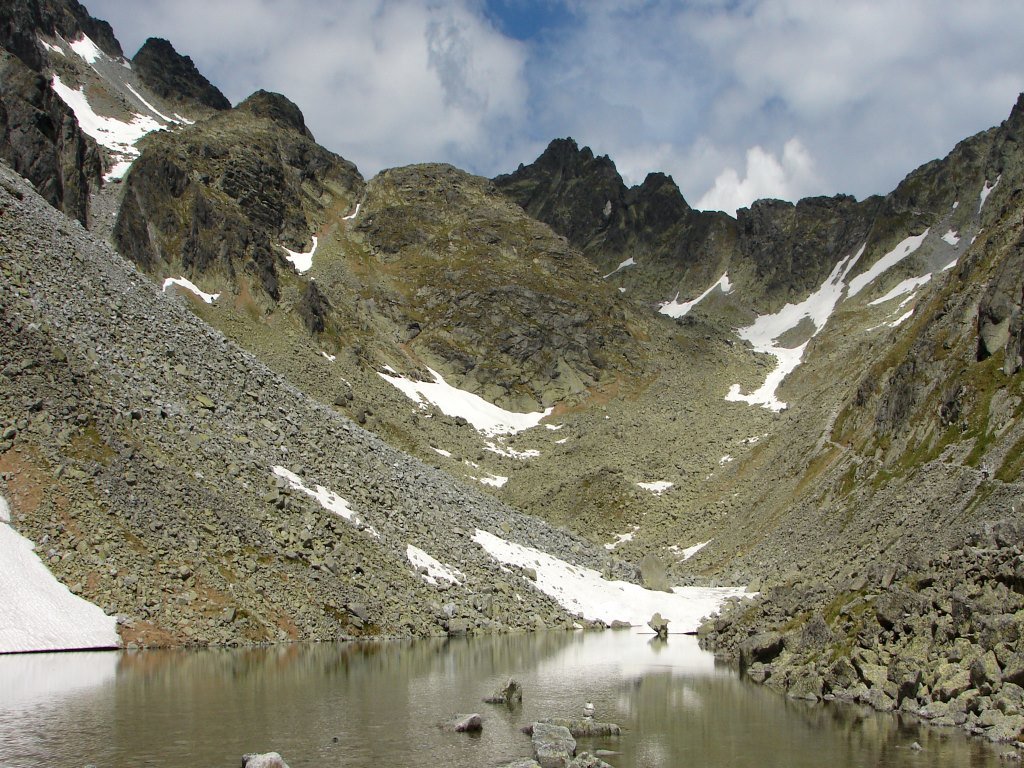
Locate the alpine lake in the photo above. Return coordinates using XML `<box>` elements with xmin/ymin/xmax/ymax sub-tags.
<box><xmin>0</xmin><ymin>629</ymin><xmax>1005</xmax><ymax>767</ymax></box>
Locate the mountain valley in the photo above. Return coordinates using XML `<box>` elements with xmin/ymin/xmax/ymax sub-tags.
<box><xmin>2</xmin><ymin>0</ymin><xmax>1024</xmax><ymax>752</ymax></box>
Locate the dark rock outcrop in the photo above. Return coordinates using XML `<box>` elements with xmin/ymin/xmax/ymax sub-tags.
<box><xmin>113</xmin><ymin>96</ymin><xmax>361</xmax><ymax>302</ymax></box>
<box><xmin>0</xmin><ymin>50</ymin><xmax>101</xmax><ymax>224</ymax></box>
<box><xmin>0</xmin><ymin>0</ymin><xmax>121</xmax><ymax>72</ymax></box>
<box><xmin>132</xmin><ymin>37</ymin><xmax>231</xmax><ymax>112</ymax></box>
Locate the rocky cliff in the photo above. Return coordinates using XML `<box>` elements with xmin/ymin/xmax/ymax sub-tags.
<box><xmin>131</xmin><ymin>37</ymin><xmax>231</xmax><ymax>113</ymax></box>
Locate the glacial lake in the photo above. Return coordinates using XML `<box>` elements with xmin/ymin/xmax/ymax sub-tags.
<box><xmin>0</xmin><ymin>629</ymin><xmax>1004</xmax><ymax>767</ymax></box>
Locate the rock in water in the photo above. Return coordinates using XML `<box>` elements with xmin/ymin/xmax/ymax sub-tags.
<box><xmin>484</xmin><ymin>677</ymin><xmax>523</xmax><ymax>706</ymax></box>
<box><xmin>648</xmin><ymin>612</ymin><xmax>669</xmax><ymax>638</ymax></box>
<box><xmin>531</xmin><ymin>722</ymin><xmax>576</xmax><ymax>768</ymax></box>
<box><xmin>242</xmin><ymin>753</ymin><xmax>290</xmax><ymax>768</ymax></box>
<box><xmin>442</xmin><ymin>713</ymin><xmax>483</xmax><ymax>733</ymax></box>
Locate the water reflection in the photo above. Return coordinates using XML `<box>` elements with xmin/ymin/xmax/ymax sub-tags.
<box><xmin>0</xmin><ymin>631</ymin><xmax>1004</xmax><ymax>768</ymax></box>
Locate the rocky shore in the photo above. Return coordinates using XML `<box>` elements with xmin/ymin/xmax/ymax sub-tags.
<box><xmin>700</xmin><ymin>519</ymin><xmax>1024</xmax><ymax>747</ymax></box>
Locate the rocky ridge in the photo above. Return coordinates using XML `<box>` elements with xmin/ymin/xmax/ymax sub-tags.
<box><xmin>0</xmin><ymin>162</ymin><xmax>621</xmax><ymax>647</ymax></box>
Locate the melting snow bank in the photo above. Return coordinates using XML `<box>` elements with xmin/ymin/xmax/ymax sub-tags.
<box><xmin>603</xmin><ymin>257</ymin><xmax>636</xmax><ymax>279</ymax></box>
<box><xmin>379</xmin><ymin>366</ymin><xmax>553</xmax><ymax>436</ymax></box>
<box><xmin>659</xmin><ymin>273</ymin><xmax>733</xmax><ymax>319</ymax></box>
<box><xmin>847</xmin><ymin>230</ymin><xmax>929</xmax><ymax>298</ymax></box>
<box><xmin>472</xmin><ymin>529</ymin><xmax>745</xmax><ymax>630</ymax></box>
<box><xmin>282</xmin><ymin>236</ymin><xmax>318</xmax><ymax>273</ymax></box>
<box><xmin>406</xmin><ymin>544</ymin><xmax>463</xmax><ymax>585</ymax></box>
<box><xmin>637</xmin><ymin>481</ymin><xmax>673</xmax><ymax>495</ymax></box>
<box><xmin>0</xmin><ymin>496</ymin><xmax>119</xmax><ymax>654</ymax></box>
<box><xmin>50</xmin><ymin>75</ymin><xmax>165</xmax><ymax>181</ymax></box>
<box><xmin>271</xmin><ymin>466</ymin><xmax>379</xmax><ymax>538</ymax></box>
<box><xmin>162</xmin><ymin>277</ymin><xmax>219</xmax><ymax>304</ymax></box>
<box><xmin>727</xmin><ymin>247</ymin><xmax>863</xmax><ymax>411</ymax></box>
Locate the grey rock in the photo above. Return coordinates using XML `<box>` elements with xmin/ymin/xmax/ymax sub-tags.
<box><xmin>532</xmin><ymin>722</ymin><xmax>576</xmax><ymax>768</ymax></box>
<box><xmin>442</xmin><ymin>713</ymin><xmax>482</xmax><ymax>733</ymax></box>
<box><xmin>242</xmin><ymin>753</ymin><xmax>290</xmax><ymax>768</ymax></box>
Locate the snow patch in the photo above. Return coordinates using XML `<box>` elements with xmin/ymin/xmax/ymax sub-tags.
<box><xmin>980</xmin><ymin>176</ymin><xmax>1001</xmax><ymax>212</ymax></box>
<box><xmin>659</xmin><ymin>273</ymin><xmax>733</xmax><ymax>319</ymax></box>
<box><xmin>342</xmin><ymin>203</ymin><xmax>361</xmax><ymax>221</ymax></box>
<box><xmin>39</xmin><ymin>38</ymin><xmax>65</xmax><ymax>56</ymax></box>
<box><xmin>124</xmin><ymin>82</ymin><xmax>175</xmax><ymax>123</ymax></box>
<box><xmin>942</xmin><ymin>229</ymin><xmax>961</xmax><ymax>246</ymax></box>
<box><xmin>726</xmin><ymin>246</ymin><xmax>863</xmax><ymax>411</ymax></box>
<box><xmin>680</xmin><ymin>540</ymin><xmax>712</xmax><ymax>560</ymax></box>
<box><xmin>162</xmin><ymin>277</ymin><xmax>219</xmax><ymax>304</ymax></box>
<box><xmin>320</xmin><ymin>352</ymin><xmax>336</xmax><ymax>362</ymax></box>
<box><xmin>0</xmin><ymin>496</ymin><xmax>120</xmax><ymax>653</ymax></box>
<box><xmin>485</xmin><ymin>441</ymin><xmax>540</xmax><ymax>460</ymax></box>
<box><xmin>719</xmin><ymin>455</ymin><xmax>734</xmax><ymax>465</ymax></box>
<box><xmin>379</xmin><ymin>367</ymin><xmax>552</xmax><ymax>436</ymax></box>
<box><xmin>431</xmin><ymin>447</ymin><xmax>452</xmax><ymax>458</ymax></box>
<box><xmin>637</xmin><ymin>481</ymin><xmax>673</xmax><ymax>495</ymax></box>
<box><xmin>478</xmin><ymin>474</ymin><xmax>509</xmax><ymax>488</ymax></box>
<box><xmin>888</xmin><ymin>309</ymin><xmax>915</xmax><ymax>328</ymax></box>
<box><xmin>69</xmin><ymin>34</ymin><xmax>103</xmax><ymax>64</ymax></box>
<box><xmin>847</xmin><ymin>231</ymin><xmax>929</xmax><ymax>298</ymax></box>
<box><xmin>868</xmin><ymin>274</ymin><xmax>932</xmax><ymax>306</ymax></box>
<box><xmin>50</xmin><ymin>75</ymin><xmax>165</xmax><ymax>181</ymax></box>
<box><xmin>282</xmin><ymin>236</ymin><xmax>318</xmax><ymax>274</ymax></box>
<box><xmin>406</xmin><ymin>544</ymin><xmax>463</xmax><ymax>585</ymax></box>
<box><xmin>473</xmin><ymin>529</ymin><xmax>744</xmax><ymax>630</ymax></box>
<box><xmin>271</xmin><ymin>466</ymin><xmax>379</xmax><ymax>537</ymax></box>
<box><xmin>603</xmin><ymin>257</ymin><xmax>636</xmax><ymax>279</ymax></box>
<box><xmin>604</xmin><ymin>527</ymin><xmax>637</xmax><ymax>551</ymax></box>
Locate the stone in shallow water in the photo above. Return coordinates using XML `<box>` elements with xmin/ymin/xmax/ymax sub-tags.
<box><xmin>532</xmin><ymin>722</ymin><xmax>576</xmax><ymax>768</ymax></box>
<box><xmin>442</xmin><ymin>713</ymin><xmax>483</xmax><ymax>732</ymax></box>
<box><xmin>242</xmin><ymin>753</ymin><xmax>290</xmax><ymax>768</ymax></box>
<box><xmin>484</xmin><ymin>677</ymin><xmax>523</xmax><ymax>706</ymax></box>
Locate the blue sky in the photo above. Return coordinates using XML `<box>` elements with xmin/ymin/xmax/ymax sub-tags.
<box><xmin>86</xmin><ymin>0</ymin><xmax>1024</xmax><ymax>215</ymax></box>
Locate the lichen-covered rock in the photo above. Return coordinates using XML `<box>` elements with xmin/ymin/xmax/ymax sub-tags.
<box><xmin>531</xmin><ymin>722</ymin><xmax>576</xmax><ymax>768</ymax></box>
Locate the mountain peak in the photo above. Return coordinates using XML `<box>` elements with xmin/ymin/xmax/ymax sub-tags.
<box><xmin>235</xmin><ymin>90</ymin><xmax>313</xmax><ymax>140</ymax></box>
<box><xmin>0</xmin><ymin>0</ymin><xmax>121</xmax><ymax>71</ymax></box>
<box><xmin>132</xmin><ymin>37</ymin><xmax>231</xmax><ymax>112</ymax></box>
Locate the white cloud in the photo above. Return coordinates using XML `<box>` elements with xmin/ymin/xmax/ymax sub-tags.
<box><xmin>86</xmin><ymin>0</ymin><xmax>528</xmax><ymax>176</ymax></box>
<box><xmin>83</xmin><ymin>0</ymin><xmax>1024</xmax><ymax>205</ymax></box>
<box><xmin>696</xmin><ymin>138</ymin><xmax>819</xmax><ymax>216</ymax></box>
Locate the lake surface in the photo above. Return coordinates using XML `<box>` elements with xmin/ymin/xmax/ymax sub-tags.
<box><xmin>0</xmin><ymin>630</ymin><xmax>1004</xmax><ymax>767</ymax></box>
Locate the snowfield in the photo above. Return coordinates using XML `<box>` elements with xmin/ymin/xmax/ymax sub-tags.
<box><xmin>659</xmin><ymin>273</ymin><xmax>733</xmax><ymax>319</ymax></box>
<box><xmin>379</xmin><ymin>366</ymin><xmax>553</xmax><ymax>436</ymax></box>
<box><xmin>282</xmin><ymin>236</ymin><xmax>318</xmax><ymax>273</ymax></box>
<box><xmin>162</xmin><ymin>277</ymin><xmax>220</xmax><ymax>304</ymax></box>
<box><xmin>473</xmin><ymin>529</ymin><xmax>745</xmax><ymax>631</ymax></box>
<box><xmin>50</xmin><ymin>75</ymin><xmax>165</xmax><ymax>181</ymax></box>
<box><xmin>0</xmin><ymin>496</ymin><xmax>120</xmax><ymax>654</ymax></box>
<box><xmin>727</xmin><ymin>247</ymin><xmax>862</xmax><ymax>411</ymax></box>
<box><xmin>272</xmin><ymin>466</ymin><xmax>379</xmax><ymax>538</ymax></box>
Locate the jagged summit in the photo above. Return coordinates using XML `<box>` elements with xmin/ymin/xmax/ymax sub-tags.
<box><xmin>0</xmin><ymin>0</ymin><xmax>121</xmax><ymax>71</ymax></box>
<box><xmin>236</xmin><ymin>89</ymin><xmax>314</xmax><ymax>140</ymax></box>
<box><xmin>132</xmin><ymin>37</ymin><xmax>231</xmax><ymax>112</ymax></box>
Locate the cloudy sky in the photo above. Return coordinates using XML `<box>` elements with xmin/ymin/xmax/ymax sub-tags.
<box><xmin>87</xmin><ymin>0</ymin><xmax>1024</xmax><ymax>215</ymax></box>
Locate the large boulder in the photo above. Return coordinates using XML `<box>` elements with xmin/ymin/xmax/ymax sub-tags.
<box><xmin>531</xmin><ymin>722</ymin><xmax>576</xmax><ymax>768</ymax></box>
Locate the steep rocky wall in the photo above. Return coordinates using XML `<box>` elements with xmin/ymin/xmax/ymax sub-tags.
<box><xmin>0</xmin><ymin>50</ymin><xmax>101</xmax><ymax>224</ymax></box>
<box><xmin>131</xmin><ymin>37</ymin><xmax>231</xmax><ymax>113</ymax></box>
<box><xmin>113</xmin><ymin>92</ymin><xmax>363</xmax><ymax>303</ymax></box>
